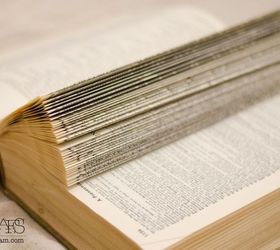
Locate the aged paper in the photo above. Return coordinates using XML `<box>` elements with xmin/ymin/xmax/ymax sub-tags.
<box><xmin>70</xmin><ymin>93</ymin><xmax>280</xmax><ymax>249</ymax></box>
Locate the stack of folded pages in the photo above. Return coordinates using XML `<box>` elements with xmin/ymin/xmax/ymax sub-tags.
<box><xmin>0</xmin><ymin>10</ymin><xmax>279</xmax><ymax>250</ymax></box>
<box><xmin>2</xmin><ymin>11</ymin><xmax>279</xmax><ymax>186</ymax></box>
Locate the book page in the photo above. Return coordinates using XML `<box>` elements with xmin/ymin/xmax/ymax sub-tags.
<box><xmin>1</xmin><ymin>2</ymin><xmax>279</xmax><ymax>250</ymax></box>
<box><xmin>0</xmin><ymin>5</ymin><xmax>223</xmax><ymax>103</ymax></box>
<box><xmin>70</xmin><ymin>93</ymin><xmax>280</xmax><ymax>249</ymax></box>
<box><xmin>0</xmin><ymin>3</ymin><xmax>224</xmax><ymax>146</ymax></box>
<box><xmin>0</xmin><ymin>4</ymin><xmax>224</xmax><ymax>249</ymax></box>
<box><xmin>0</xmin><ymin>84</ymin><xmax>28</xmax><ymax>118</ymax></box>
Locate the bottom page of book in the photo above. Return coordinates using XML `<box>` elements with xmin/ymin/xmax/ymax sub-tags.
<box><xmin>70</xmin><ymin>93</ymin><xmax>280</xmax><ymax>250</ymax></box>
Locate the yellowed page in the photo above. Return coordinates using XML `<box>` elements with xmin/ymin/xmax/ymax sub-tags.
<box><xmin>0</xmin><ymin>4</ymin><xmax>224</xmax><ymax>249</ymax></box>
<box><xmin>70</xmin><ymin>94</ymin><xmax>280</xmax><ymax>249</ymax></box>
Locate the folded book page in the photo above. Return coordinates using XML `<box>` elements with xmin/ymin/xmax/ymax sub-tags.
<box><xmin>0</xmin><ymin>4</ymin><xmax>224</xmax><ymax>249</ymax></box>
<box><xmin>0</xmin><ymin>5</ymin><xmax>223</xmax><ymax>107</ymax></box>
<box><xmin>70</xmin><ymin>93</ymin><xmax>280</xmax><ymax>250</ymax></box>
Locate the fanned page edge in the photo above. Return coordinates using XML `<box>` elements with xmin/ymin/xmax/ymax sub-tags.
<box><xmin>0</xmin><ymin>5</ymin><xmax>278</xmax><ymax>250</ymax></box>
<box><xmin>0</xmin><ymin>4</ymin><xmax>228</xmax><ymax>189</ymax></box>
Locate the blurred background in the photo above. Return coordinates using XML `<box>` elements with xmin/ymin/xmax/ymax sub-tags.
<box><xmin>1</xmin><ymin>0</ymin><xmax>280</xmax><ymax>57</ymax></box>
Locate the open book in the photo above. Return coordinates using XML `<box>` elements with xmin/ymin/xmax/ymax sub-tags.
<box><xmin>0</xmin><ymin>6</ymin><xmax>280</xmax><ymax>249</ymax></box>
